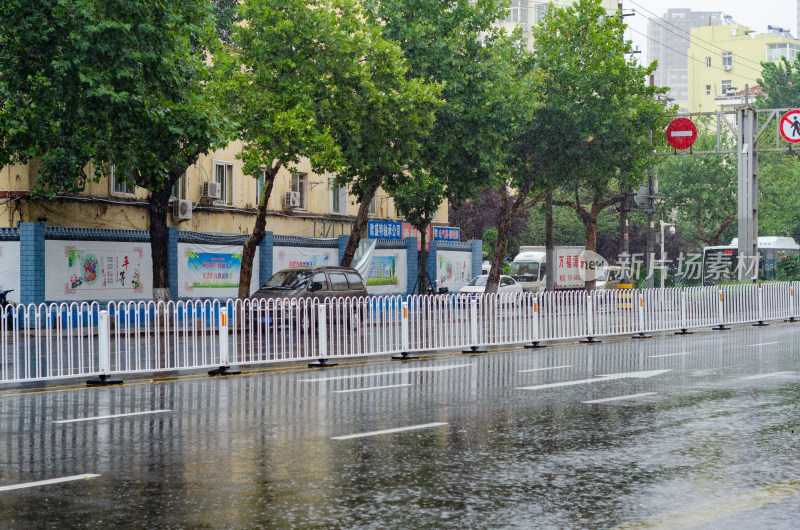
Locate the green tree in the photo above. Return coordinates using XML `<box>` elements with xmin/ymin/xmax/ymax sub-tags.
<box><xmin>656</xmin><ymin>118</ymin><xmax>738</xmax><ymax>250</ymax></box>
<box><xmin>757</xmin><ymin>54</ymin><xmax>800</xmax><ymax>108</ymax></box>
<box><xmin>225</xmin><ymin>0</ymin><xmax>382</xmax><ymax>298</ymax></box>
<box><xmin>0</xmin><ymin>0</ymin><xmax>228</xmax><ymax>302</ymax></box>
<box><xmin>363</xmin><ymin>0</ymin><xmax>510</xmax><ymax>293</ymax></box>
<box><xmin>325</xmin><ymin>21</ymin><xmax>442</xmax><ymax>268</ymax></box>
<box><xmin>539</xmin><ymin>0</ymin><xmax>671</xmax><ymax>289</ymax></box>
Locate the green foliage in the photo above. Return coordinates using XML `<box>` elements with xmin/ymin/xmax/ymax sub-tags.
<box><xmin>757</xmin><ymin>54</ymin><xmax>800</xmax><ymax>109</ymax></box>
<box><xmin>0</xmin><ymin>0</ymin><xmax>227</xmax><ymax>198</ymax></box>
<box><xmin>482</xmin><ymin>228</ymin><xmax>499</xmax><ymax>260</ymax></box>
<box><xmin>656</xmin><ymin>117</ymin><xmax>737</xmax><ymax>250</ymax></box>
<box><xmin>777</xmin><ymin>253</ymin><xmax>800</xmax><ymax>281</ymax></box>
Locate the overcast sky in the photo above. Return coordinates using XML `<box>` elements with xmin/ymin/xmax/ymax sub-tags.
<box><xmin>623</xmin><ymin>0</ymin><xmax>795</xmax><ymax>65</ymax></box>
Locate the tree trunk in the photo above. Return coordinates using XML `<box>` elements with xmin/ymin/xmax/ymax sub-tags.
<box><xmin>238</xmin><ymin>166</ymin><xmax>279</xmax><ymax>299</ymax></box>
<box><xmin>148</xmin><ymin>183</ymin><xmax>175</xmax><ymax>303</ymax></box>
<box><xmin>486</xmin><ymin>193</ymin><xmax>517</xmax><ymax>294</ymax></box>
<box><xmin>418</xmin><ymin>217</ymin><xmax>429</xmax><ymax>294</ymax></box>
<box><xmin>340</xmin><ymin>179</ymin><xmax>381</xmax><ymax>267</ymax></box>
<box><xmin>545</xmin><ymin>189</ymin><xmax>554</xmax><ymax>292</ymax></box>
<box><xmin>583</xmin><ymin>201</ymin><xmax>601</xmax><ymax>291</ymax></box>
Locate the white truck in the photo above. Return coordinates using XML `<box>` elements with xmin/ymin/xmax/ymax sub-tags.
<box><xmin>509</xmin><ymin>245</ymin><xmax>619</xmax><ymax>291</ymax></box>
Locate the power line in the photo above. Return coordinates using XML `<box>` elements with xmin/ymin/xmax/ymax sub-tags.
<box><xmin>627</xmin><ymin>0</ymin><xmax>767</xmax><ymax>71</ymax></box>
<box><xmin>627</xmin><ymin>27</ymin><xmax>758</xmax><ymax>79</ymax></box>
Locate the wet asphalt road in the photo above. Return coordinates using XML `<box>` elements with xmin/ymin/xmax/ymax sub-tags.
<box><xmin>2</xmin><ymin>322</ymin><xmax>800</xmax><ymax>528</ymax></box>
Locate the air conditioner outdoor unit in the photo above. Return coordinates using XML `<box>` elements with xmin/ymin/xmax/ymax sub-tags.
<box><xmin>172</xmin><ymin>199</ymin><xmax>192</xmax><ymax>221</ymax></box>
<box><xmin>202</xmin><ymin>181</ymin><xmax>221</xmax><ymax>200</ymax></box>
<box><xmin>283</xmin><ymin>191</ymin><xmax>301</xmax><ymax>209</ymax></box>
<box><xmin>722</xmin><ymin>64</ymin><xmax>731</xmax><ymax>71</ymax></box>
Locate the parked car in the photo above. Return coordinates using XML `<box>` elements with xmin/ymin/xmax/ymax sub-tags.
<box><xmin>251</xmin><ymin>266</ymin><xmax>367</xmax><ymax>302</ymax></box>
<box><xmin>458</xmin><ymin>275</ymin><xmax>523</xmax><ymax>295</ymax></box>
<box><xmin>247</xmin><ymin>266</ymin><xmax>368</xmax><ymax>329</ymax></box>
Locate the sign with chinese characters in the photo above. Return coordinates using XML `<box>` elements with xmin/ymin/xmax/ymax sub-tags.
<box><xmin>401</xmin><ymin>223</ymin><xmax>432</xmax><ymax>251</ymax></box>
<box><xmin>178</xmin><ymin>243</ymin><xmax>261</xmax><ymax>298</ymax></box>
<box><xmin>272</xmin><ymin>247</ymin><xmax>337</xmax><ymax>271</ymax></box>
<box><xmin>46</xmin><ymin>241</ymin><xmax>153</xmax><ymax>301</ymax></box>
<box><xmin>433</xmin><ymin>226</ymin><xmax>461</xmax><ymax>242</ymax></box>
<box><xmin>367</xmin><ymin>220</ymin><xmax>402</xmax><ymax>239</ymax></box>
<box><xmin>555</xmin><ymin>247</ymin><xmax>585</xmax><ymax>289</ymax></box>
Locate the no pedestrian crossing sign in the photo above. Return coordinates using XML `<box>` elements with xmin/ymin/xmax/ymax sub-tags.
<box><xmin>779</xmin><ymin>110</ymin><xmax>800</xmax><ymax>144</ymax></box>
<box><xmin>665</xmin><ymin>117</ymin><xmax>697</xmax><ymax>150</ymax></box>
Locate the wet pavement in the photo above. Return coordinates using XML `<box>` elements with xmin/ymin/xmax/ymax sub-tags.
<box><xmin>2</xmin><ymin>322</ymin><xmax>800</xmax><ymax>528</ymax></box>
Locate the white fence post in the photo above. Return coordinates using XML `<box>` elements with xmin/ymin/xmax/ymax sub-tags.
<box><xmin>86</xmin><ymin>309</ymin><xmax>122</xmax><ymax>386</ymax></box>
<box><xmin>632</xmin><ymin>292</ymin><xmax>652</xmax><ymax>339</ymax></box>
<box><xmin>462</xmin><ymin>297</ymin><xmax>486</xmax><ymax>354</ymax></box>
<box><xmin>676</xmin><ymin>288</ymin><xmax>692</xmax><ymax>334</ymax></box>
<box><xmin>754</xmin><ymin>286</ymin><xmax>768</xmax><ymax>326</ymax></box>
<box><xmin>309</xmin><ymin>303</ymin><xmax>337</xmax><ymax>367</ymax></box>
<box><xmin>713</xmin><ymin>289</ymin><xmax>729</xmax><ymax>330</ymax></box>
<box><xmin>524</xmin><ymin>296</ymin><xmax>545</xmax><ymax>349</ymax></box>
<box><xmin>208</xmin><ymin>306</ymin><xmax>240</xmax><ymax>376</ymax></box>
<box><xmin>581</xmin><ymin>294</ymin><xmax>600</xmax><ymax>343</ymax></box>
<box><xmin>392</xmin><ymin>300</ymin><xmax>418</xmax><ymax>360</ymax></box>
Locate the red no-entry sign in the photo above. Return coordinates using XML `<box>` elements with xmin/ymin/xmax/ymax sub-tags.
<box><xmin>666</xmin><ymin>117</ymin><xmax>698</xmax><ymax>150</ymax></box>
<box><xmin>779</xmin><ymin>110</ymin><xmax>800</xmax><ymax>143</ymax></box>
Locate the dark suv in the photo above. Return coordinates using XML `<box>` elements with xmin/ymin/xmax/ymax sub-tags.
<box><xmin>251</xmin><ymin>266</ymin><xmax>368</xmax><ymax>302</ymax></box>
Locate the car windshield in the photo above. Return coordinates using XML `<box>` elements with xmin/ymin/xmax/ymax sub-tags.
<box><xmin>262</xmin><ymin>270</ymin><xmax>313</xmax><ymax>290</ymax></box>
<box><xmin>468</xmin><ymin>276</ymin><xmax>488</xmax><ymax>286</ymax></box>
<box><xmin>595</xmin><ymin>269</ymin><xmax>608</xmax><ymax>281</ymax></box>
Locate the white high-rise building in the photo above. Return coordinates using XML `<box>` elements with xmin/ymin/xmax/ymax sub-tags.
<box><xmin>647</xmin><ymin>9</ymin><xmax>723</xmax><ymax>109</ymax></box>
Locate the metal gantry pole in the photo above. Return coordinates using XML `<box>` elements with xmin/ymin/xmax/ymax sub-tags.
<box><xmin>737</xmin><ymin>104</ymin><xmax>758</xmax><ymax>282</ymax></box>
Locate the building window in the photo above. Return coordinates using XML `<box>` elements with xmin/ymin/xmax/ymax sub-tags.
<box><xmin>329</xmin><ymin>176</ymin><xmax>348</xmax><ymax>215</ymax></box>
<box><xmin>705</xmin><ymin>85</ymin><xmax>711</xmax><ymax>96</ymax></box>
<box><xmin>720</xmin><ymin>79</ymin><xmax>733</xmax><ymax>95</ymax></box>
<box><xmin>291</xmin><ymin>173</ymin><xmax>307</xmax><ymax>210</ymax></box>
<box><xmin>110</xmin><ymin>167</ymin><xmax>135</xmax><ymax>197</ymax></box>
<box><xmin>767</xmin><ymin>43</ymin><xmax>800</xmax><ymax>62</ymax></box>
<box><xmin>534</xmin><ymin>4</ymin><xmax>548</xmax><ymax>23</ymax></box>
<box><xmin>214</xmin><ymin>161</ymin><xmax>234</xmax><ymax>205</ymax></box>
<box><xmin>170</xmin><ymin>171</ymin><xmax>187</xmax><ymax>201</ymax></box>
<box><xmin>505</xmin><ymin>0</ymin><xmax>528</xmax><ymax>24</ymax></box>
<box><xmin>705</xmin><ymin>57</ymin><xmax>711</xmax><ymax>68</ymax></box>
<box><xmin>256</xmin><ymin>168</ymin><xmax>265</xmax><ymax>201</ymax></box>
<box><xmin>368</xmin><ymin>196</ymin><xmax>376</xmax><ymax>216</ymax></box>
<box><xmin>722</xmin><ymin>51</ymin><xmax>732</xmax><ymax>69</ymax></box>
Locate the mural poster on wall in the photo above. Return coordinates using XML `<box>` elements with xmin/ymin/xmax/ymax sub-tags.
<box><xmin>437</xmin><ymin>250</ymin><xmax>472</xmax><ymax>292</ymax></box>
<box><xmin>45</xmin><ymin>241</ymin><xmax>153</xmax><ymax>301</ymax></box>
<box><xmin>365</xmin><ymin>250</ymin><xmax>407</xmax><ymax>295</ymax></box>
<box><xmin>178</xmin><ymin>243</ymin><xmax>260</xmax><ymax>298</ymax></box>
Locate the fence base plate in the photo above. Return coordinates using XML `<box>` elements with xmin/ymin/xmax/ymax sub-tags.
<box><xmin>462</xmin><ymin>346</ymin><xmax>487</xmax><ymax>355</ymax></box>
<box><xmin>580</xmin><ymin>337</ymin><xmax>602</xmax><ymax>344</ymax></box>
<box><xmin>712</xmin><ymin>325</ymin><xmax>730</xmax><ymax>331</ymax></box>
<box><xmin>675</xmin><ymin>329</ymin><xmax>694</xmax><ymax>335</ymax></box>
<box><xmin>208</xmin><ymin>366</ymin><xmax>241</xmax><ymax>377</ymax></box>
<box><xmin>753</xmin><ymin>321</ymin><xmax>769</xmax><ymax>327</ymax></box>
<box><xmin>786</xmin><ymin>317</ymin><xmax>798</xmax><ymax>323</ymax></box>
<box><xmin>392</xmin><ymin>352</ymin><xmax>419</xmax><ymax>361</ymax></box>
<box><xmin>523</xmin><ymin>342</ymin><xmax>547</xmax><ymax>349</ymax></box>
<box><xmin>86</xmin><ymin>374</ymin><xmax>123</xmax><ymax>387</ymax></box>
<box><xmin>308</xmin><ymin>359</ymin><xmax>338</xmax><ymax>368</ymax></box>
<box><xmin>631</xmin><ymin>333</ymin><xmax>652</xmax><ymax>339</ymax></box>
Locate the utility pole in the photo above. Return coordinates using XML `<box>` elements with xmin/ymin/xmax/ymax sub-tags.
<box><xmin>645</xmin><ymin>74</ymin><xmax>655</xmax><ymax>289</ymax></box>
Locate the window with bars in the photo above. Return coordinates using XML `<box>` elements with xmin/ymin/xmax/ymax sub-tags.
<box><xmin>214</xmin><ymin>161</ymin><xmax>234</xmax><ymax>205</ymax></box>
<box><xmin>291</xmin><ymin>173</ymin><xmax>307</xmax><ymax>210</ymax></box>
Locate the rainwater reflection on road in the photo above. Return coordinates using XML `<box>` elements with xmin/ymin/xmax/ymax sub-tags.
<box><xmin>2</xmin><ymin>324</ymin><xmax>800</xmax><ymax>527</ymax></box>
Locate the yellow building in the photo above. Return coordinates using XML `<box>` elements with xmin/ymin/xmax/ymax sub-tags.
<box><xmin>0</xmin><ymin>140</ymin><xmax>448</xmax><ymax>238</ymax></box>
<box><xmin>687</xmin><ymin>25</ymin><xmax>800</xmax><ymax>112</ymax></box>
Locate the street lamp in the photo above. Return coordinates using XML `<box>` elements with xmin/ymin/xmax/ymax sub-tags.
<box><xmin>660</xmin><ymin>220</ymin><xmax>675</xmax><ymax>289</ymax></box>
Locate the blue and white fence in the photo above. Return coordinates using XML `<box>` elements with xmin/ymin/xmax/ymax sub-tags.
<box><xmin>1</xmin><ymin>283</ymin><xmax>799</xmax><ymax>385</ymax></box>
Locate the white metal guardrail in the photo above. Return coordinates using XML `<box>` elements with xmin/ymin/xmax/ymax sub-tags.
<box><xmin>2</xmin><ymin>282</ymin><xmax>800</xmax><ymax>385</ymax></box>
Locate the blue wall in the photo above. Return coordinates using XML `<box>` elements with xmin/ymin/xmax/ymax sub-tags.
<box><xmin>17</xmin><ymin>225</ymin><xmax>481</xmax><ymax>303</ymax></box>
